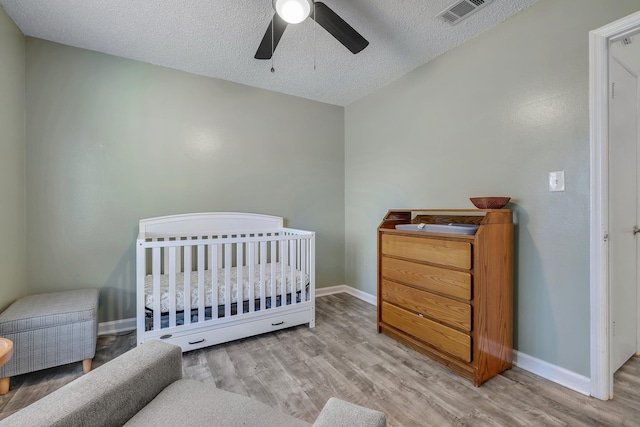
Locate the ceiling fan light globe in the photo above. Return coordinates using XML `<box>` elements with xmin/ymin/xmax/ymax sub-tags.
<box><xmin>273</xmin><ymin>0</ymin><xmax>312</xmax><ymax>24</ymax></box>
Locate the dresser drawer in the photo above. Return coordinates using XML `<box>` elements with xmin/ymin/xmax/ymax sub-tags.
<box><xmin>381</xmin><ymin>301</ymin><xmax>471</xmax><ymax>362</ymax></box>
<box><xmin>380</xmin><ymin>257</ymin><xmax>472</xmax><ymax>300</ymax></box>
<box><xmin>381</xmin><ymin>279</ymin><xmax>471</xmax><ymax>331</ymax></box>
<box><xmin>381</xmin><ymin>234</ymin><xmax>471</xmax><ymax>269</ymax></box>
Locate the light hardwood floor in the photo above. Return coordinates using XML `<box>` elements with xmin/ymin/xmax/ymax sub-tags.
<box><xmin>1</xmin><ymin>293</ymin><xmax>639</xmax><ymax>426</ymax></box>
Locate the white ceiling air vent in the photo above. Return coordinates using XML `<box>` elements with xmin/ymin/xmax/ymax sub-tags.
<box><xmin>438</xmin><ymin>0</ymin><xmax>495</xmax><ymax>26</ymax></box>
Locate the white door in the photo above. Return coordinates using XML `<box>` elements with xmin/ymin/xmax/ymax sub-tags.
<box><xmin>609</xmin><ymin>55</ymin><xmax>638</xmax><ymax>373</ymax></box>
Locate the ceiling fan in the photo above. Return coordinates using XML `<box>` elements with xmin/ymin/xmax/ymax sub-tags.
<box><xmin>255</xmin><ymin>0</ymin><xmax>369</xmax><ymax>60</ymax></box>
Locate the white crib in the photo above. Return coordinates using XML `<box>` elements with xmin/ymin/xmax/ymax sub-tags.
<box><xmin>136</xmin><ymin>212</ymin><xmax>315</xmax><ymax>352</ymax></box>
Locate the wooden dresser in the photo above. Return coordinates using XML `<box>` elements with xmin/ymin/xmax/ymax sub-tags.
<box><xmin>377</xmin><ymin>209</ymin><xmax>513</xmax><ymax>386</ymax></box>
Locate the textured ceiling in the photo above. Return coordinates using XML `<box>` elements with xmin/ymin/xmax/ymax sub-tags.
<box><xmin>0</xmin><ymin>0</ymin><xmax>539</xmax><ymax>106</ymax></box>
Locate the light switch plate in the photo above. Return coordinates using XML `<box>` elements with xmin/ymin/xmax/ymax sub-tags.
<box><xmin>549</xmin><ymin>171</ymin><xmax>565</xmax><ymax>192</ymax></box>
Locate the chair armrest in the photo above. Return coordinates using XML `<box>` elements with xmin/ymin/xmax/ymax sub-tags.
<box><xmin>313</xmin><ymin>397</ymin><xmax>386</xmax><ymax>427</ymax></box>
<box><xmin>0</xmin><ymin>340</ymin><xmax>182</xmax><ymax>427</ymax></box>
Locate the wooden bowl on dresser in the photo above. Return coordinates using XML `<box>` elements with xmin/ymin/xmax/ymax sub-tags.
<box><xmin>470</xmin><ymin>197</ymin><xmax>511</xmax><ymax>209</ymax></box>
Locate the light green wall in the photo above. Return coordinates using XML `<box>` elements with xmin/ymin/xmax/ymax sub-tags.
<box><xmin>0</xmin><ymin>6</ymin><xmax>26</xmax><ymax>312</ymax></box>
<box><xmin>13</xmin><ymin>0</ymin><xmax>640</xmax><ymax>377</ymax></box>
<box><xmin>345</xmin><ymin>0</ymin><xmax>640</xmax><ymax>377</ymax></box>
<box><xmin>25</xmin><ymin>39</ymin><xmax>345</xmax><ymax>322</ymax></box>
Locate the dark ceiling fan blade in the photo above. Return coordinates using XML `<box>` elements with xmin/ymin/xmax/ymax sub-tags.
<box><xmin>255</xmin><ymin>13</ymin><xmax>288</xmax><ymax>60</ymax></box>
<box><xmin>311</xmin><ymin>2</ymin><xmax>369</xmax><ymax>54</ymax></box>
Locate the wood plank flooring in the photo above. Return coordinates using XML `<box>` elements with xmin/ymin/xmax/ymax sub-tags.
<box><xmin>1</xmin><ymin>293</ymin><xmax>640</xmax><ymax>426</ymax></box>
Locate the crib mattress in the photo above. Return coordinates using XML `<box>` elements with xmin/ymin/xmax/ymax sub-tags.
<box><xmin>145</xmin><ymin>263</ymin><xmax>308</xmax><ymax>313</ymax></box>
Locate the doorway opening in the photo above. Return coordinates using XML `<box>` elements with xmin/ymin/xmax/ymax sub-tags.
<box><xmin>590</xmin><ymin>10</ymin><xmax>640</xmax><ymax>401</ymax></box>
<box><xmin>608</xmin><ymin>38</ymin><xmax>639</xmax><ymax>376</ymax></box>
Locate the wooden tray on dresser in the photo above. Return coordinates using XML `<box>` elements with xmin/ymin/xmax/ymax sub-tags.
<box><xmin>377</xmin><ymin>209</ymin><xmax>513</xmax><ymax>386</ymax></box>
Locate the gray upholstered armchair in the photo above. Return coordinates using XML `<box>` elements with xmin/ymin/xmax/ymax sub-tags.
<box><xmin>0</xmin><ymin>340</ymin><xmax>386</xmax><ymax>427</ymax></box>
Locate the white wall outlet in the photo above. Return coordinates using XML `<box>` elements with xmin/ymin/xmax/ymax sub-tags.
<box><xmin>549</xmin><ymin>171</ymin><xmax>565</xmax><ymax>192</ymax></box>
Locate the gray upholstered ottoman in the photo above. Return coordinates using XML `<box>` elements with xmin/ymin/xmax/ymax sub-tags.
<box><xmin>0</xmin><ymin>289</ymin><xmax>99</xmax><ymax>395</ymax></box>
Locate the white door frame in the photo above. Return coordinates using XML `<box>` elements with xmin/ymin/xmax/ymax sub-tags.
<box><xmin>590</xmin><ymin>10</ymin><xmax>640</xmax><ymax>401</ymax></box>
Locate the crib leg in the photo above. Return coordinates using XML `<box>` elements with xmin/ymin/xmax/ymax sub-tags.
<box><xmin>82</xmin><ymin>358</ymin><xmax>92</xmax><ymax>374</ymax></box>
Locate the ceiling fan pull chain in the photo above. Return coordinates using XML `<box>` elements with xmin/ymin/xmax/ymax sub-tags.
<box><xmin>313</xmin><ymin>1</ymin><xmax>316</xmax><ymax>71</ymax></box>
<box><xmin>271</xmin><ymin>9</ymin><xmax>275</xmax><ymax>73</ymax></box>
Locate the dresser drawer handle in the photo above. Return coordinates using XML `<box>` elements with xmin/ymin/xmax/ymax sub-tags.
<box><xmin>272</xmin><ymin>321</ymin><xmax>285</xmax><ymax>326</ymax></box>
<box><xmin>188</xmin><ymin>339</ymin><xmax>205</xmax><ymax>345</ymax></box>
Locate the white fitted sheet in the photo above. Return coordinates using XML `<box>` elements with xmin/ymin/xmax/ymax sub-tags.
<box><xmin>144</xmin><ymin>263</ymin><xmax>308</xmax><ymax>313</ymax></box>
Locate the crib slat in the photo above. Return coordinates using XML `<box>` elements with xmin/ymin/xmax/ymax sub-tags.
<box><xmin>302</xmin><ymin>239</ymin><xmax>308</xmax><ymax>302</ymax></box>
<box><xmin>270</xmin><ymin>240</ymin><xmax>276</xmax><ymax>309</ymax></box>
<box><xmin>210</xmin><ymin>244</ymin><xmax>219</xmax><ymax>319</ymax></box>
<box><xmin>197</xmin><ymin>244</ymin><xmax>205</xmax><ymax>322</ymax></box>
<box><xmin>136</xmin><ymin>243</ymin><xmax>146</xmax><ymax>344</ymax></box>
<box><xmin>237</xmin><ymin>242</ymin><xmax>244</xmax><ymax>315</ymax></box>
<box><xmin>309</xmin><ymin>234</ymin><xmax>316</xmax><ymax>326</ymax></box>
<box><xmin>183</xmin><ymin>245</ymin><xmax>192</xmax><ymax>326</ymax></box>
<box><xmin>280</xmin><ymin>239</ymin><xmax>287</xmax><ymax>306</ymax></box>
<box><xmin>248</xmin><ymin>241</ymin><xmax>255</xmax><ymax>313</ymax></box>
<box><xmin>290</xmin><ymin>239</ymin><xmax>296</xmax><ymax>306</ymax></box>
<box><xmin>260</xmin><ymin>241</ymin><xmax>267</xmax><ymax>312</ymax></box>
<box><xmin>168</xmin><ymin>246</ymin><xmax>177</xmax><ymax>327</ymax></box>
<box><xmin>152</xmin><ymin>247</ymin><xmax>161</xmax><ymax>330</ymax></box>
<box><xmin>225</xmin><ymin>243</ymin><xmax>231</xmax><ymax>317</ymax></box>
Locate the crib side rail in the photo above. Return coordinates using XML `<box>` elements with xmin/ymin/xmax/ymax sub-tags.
<box><xmin>136</xmin><ymin>228</ymin><xmax>315</xmax><ymax>345</ymax></box>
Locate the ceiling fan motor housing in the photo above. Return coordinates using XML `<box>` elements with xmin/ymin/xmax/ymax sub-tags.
<box><xmin>256</xmin><ymin>1</ymin><xmax>368</xmax><ymax>60</ymax></box>
<box><xmin>273</xmin><ymin>0</ymin><xmax>313</xmax><ymax>24</ymax></box>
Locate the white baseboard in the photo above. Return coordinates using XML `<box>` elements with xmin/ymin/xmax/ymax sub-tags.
<box><xmin>342</xmin><ymin>286</ymin><xmax>377</xmax><ymax>305</ymax></box>
<box><xmin>316</xmin><ymin>285</ymin><xmax>377</xmax><ymax>305</ymax></box>
<box><xmin>315</xmin><ymin>284</ymin><xmax>349</xmax><ymax>297</ymax></box>
<box><xmin>512</xmin><ymin>350</ymin><xmax>591</xmax><ymax>395</ymax></box>
<box><xmin>98</xmin><ymin>318</ymin><xmax>136</xmax><ymax>335</ymax></box>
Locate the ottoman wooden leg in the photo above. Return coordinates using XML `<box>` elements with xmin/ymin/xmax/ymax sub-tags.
<box><xmin>82</xmin><ymin>358</ymin><xmax>92</xmax><ymax>374</ymax></box>
<box><xmin>0</xmin><ymin>377</ymin><xmax>9</xmax><ymax>395</ymax></box>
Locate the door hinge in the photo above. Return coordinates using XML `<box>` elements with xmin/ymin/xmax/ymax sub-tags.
<box><xmin>613</xmin><ymin>321</ymin><xmax>616</xmax><ymax>337</ymax></box>
<box><xmin>612</xmin><ymin>82</ymin><xmax>615</xmax><ymax>99</ymax></box>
